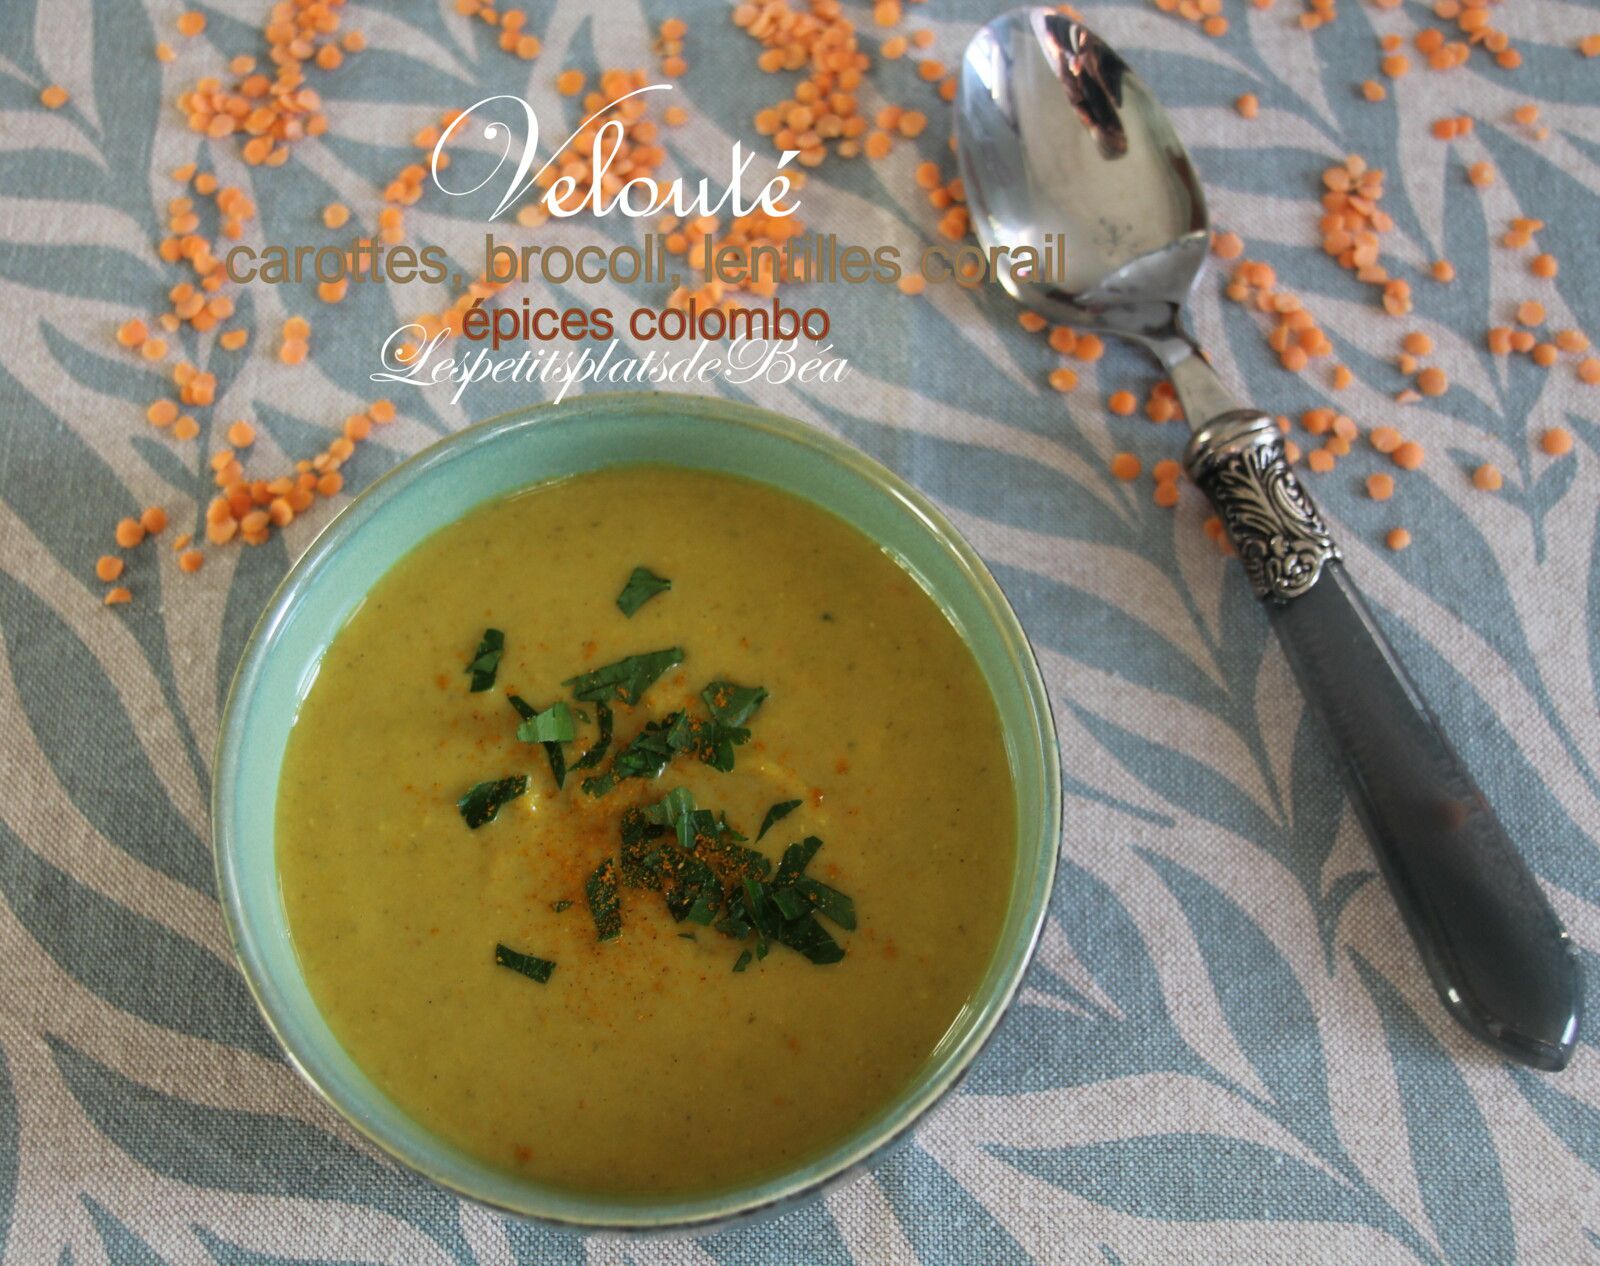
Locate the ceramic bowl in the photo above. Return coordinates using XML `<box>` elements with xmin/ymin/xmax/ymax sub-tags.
<box><xmin>213</xmin><ymin>391</ymin><xmax>1061</xmax><ymax>1231</ymax></box>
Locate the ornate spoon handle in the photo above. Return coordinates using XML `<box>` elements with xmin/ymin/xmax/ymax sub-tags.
<box><xmin>1186</xmin><ymin>413</ymin><xmax>1582</xmax><ymax>1070</ymax></box>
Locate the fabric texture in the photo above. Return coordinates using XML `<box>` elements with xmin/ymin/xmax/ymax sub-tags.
<box><xmin>0</xmin><ymin>0</ymin><xmax>1597</xmax><ymax>1262</ymax></box>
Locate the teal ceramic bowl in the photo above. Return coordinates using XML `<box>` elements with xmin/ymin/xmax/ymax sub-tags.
<box><xmin>214</xmin><ymin>391</ymin><xmax>1061</xmax><ymax>1231</ymax></box>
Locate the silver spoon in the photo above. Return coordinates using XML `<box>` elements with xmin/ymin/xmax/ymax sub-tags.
<box><xmin>956</xmin><ymin>7</ymin><xmax>1581</xmax><ymax>1070</ymax></box>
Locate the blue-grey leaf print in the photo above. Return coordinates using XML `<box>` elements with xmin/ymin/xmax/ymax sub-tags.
<box><xmin>1349</xmin><ymin>956</ymin><xmax>1516</xmax><ymax>1266</ymax></box>
<box><xmin>0</xmin><ymin>0</ymin><xmax>1595</xmax><ymax>1262</ymax></box>
<box><xmin>0</xmin><ymin>1048</ymin><xmax>16</xmax><ymax>1262</ymax></box>
<box><xmin>83</xmin><ymin>1197</ymin><xmax>174</xmax><ymax>1266</ymax></box>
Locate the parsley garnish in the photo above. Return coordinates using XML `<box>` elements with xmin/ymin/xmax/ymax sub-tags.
<box><xmin>457</xmin><ymin>775</ymin><xmax>527</xmax><ymax>828</ymax></box>
<box><xmin>775</xmin><ymin>836</ymin><xmax>824</xmax><ymax>886</ymax></box>
<box><xmin>619</xmin><ymin>791</ymin><xmax>851</xmax><ymax>969</ymax></box>
<box><xmin>569</xmin><ymin>701</ymin><xmax>613</xmax><ymax>771</ymax></box>
<box><xmin>494</xmin><ymin>943</ymin><xmax>555</xmax><ymax>983</ymax></box>
<box><xmin>580</xmin><ymin>714</ymin><xmax>681</xmax><ymax>796</ymax></box>
<box><xmin>516</xmin><ymin>700</ymin><xmax>576</xmax><ymax>744</ymax></box>
<box><xmin>776</xmin><ymin>912</ymin><xmax>846</xmax><ymax>964</ymax></box>
<box><xmin>701</xmin><ymin>681</ymin><xmax>767</xmax><ymax>726</ymax></box>
<box><xmin>794</xmin><ymin>877</ymin><xmax>856</xmax><ymax>930</ymax></box>
<box><xmin>616</xmin><ymin>566</ymin><xmax>671</xmax><ymax>617</ymax></box>
<box><xmin>564</xmin><ymin>647</ymin><xmax>683</xmax><ymax>705</ymax></box>
<box><xmin>508</xmin><ymin>695</ymin><xmax>567</xmax><ymax>790</ymax></box>
<box><xmin>756</xmin><ymin>799</ymin><xmax>802</xmax><ymax>840</ymax></box>
<box><xmin>665</xmin><ymin>711</ymin><xmax>751</xmax><ymax>773</ymax></box>
<box><xmin>465</xmin><ymin>629</ymin><xmax>504</xmax><ymax>692</ymax></box>
<box><xmin>453</xmin><ymin>627</ymin><xmax>853</xmax><ymax>976</ymax></box>
<box><xmin>586</xmin><ymin>857</ymin><xmax>622</xmax><ymax>941</ymax></box>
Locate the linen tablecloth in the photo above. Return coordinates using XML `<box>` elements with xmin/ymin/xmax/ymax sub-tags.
<box><xmin>1</xmin><ymin>0</ymin><xmax>1597</xmax><ymax>1261</ymax></box>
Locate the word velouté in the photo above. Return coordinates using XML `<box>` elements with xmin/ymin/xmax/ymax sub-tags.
<box><xmin>433</xmin><ymin>87</ymin><xmax>800</xmax><ymax>222</ymax></box>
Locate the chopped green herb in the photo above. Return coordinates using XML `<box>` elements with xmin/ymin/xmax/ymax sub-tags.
<box><xmin>517</xmin><ymin>700</ymin><xmax>576</xmax><ymax>744</ymax></box>
<box><xmin>494</xmin><ymin>943</ymin><xmax>555</xmax><ymax>983</ymax></box>
<box><xmin>666</xmin><ymin>712</ymin><xmax>751</xmax><ymax>773</ymax></box>
<box><xmin>771</xmin><ymin>885</ymin><xmax>807</xmax><ymax>921</ymax></box>
<box><xmin>756</xmin><ymin>799</ymin><xmax>802</xmax><ymax>840</ymax></box>
<box><xmin>701</xmin><ymin>681</ymin><xmax>768</xmax><ymax>727</ymax></box>
<box><xmin>616</xmin><ymin>566</ymin><xmax>672</xmax><ymax>617</ymax></box>
<box><xmin>550</xmin><ymin>899</ymin><xmax>572</xmax><ymax>913</ymax></box>
<box><xmin>581</xmin><ymin>713</ymin><xmax>686</xmax><ymax>796</ymax></box>
<box><xmin>643</xmin><ymin>786</ymin><xmax>698</xmax><ymax>839</ymax></box>
<box><xmin>776</xmin><ymin>912</ymin><xmax>845</xmax><ymax>964</ymax></box>
<box><xmin>793</xmin><ymin>877</ymin><xmax>856</xmax><ymax>930</ymax></box>
<box><xmin>569</xmin><ymin>701</ymin><xmax>613</xmax><ymax>771</ymax></box>
<box><xmin>466</xmin><ymin>629</ymin><xmax>505</xmax><ymax>692</ymax></box>
<box><xmin>774</xmin><ymin>836</ymin><xmax>824</xmax><ymax>887</ymax></box>
<box><xmin>565</xmin><ymin>647</ymin><xmax>683</xmax><ymax>705</ymax></box>
<box><xmin>732</xmin><ymin>949</ymin><xmax>753</xmax><ymax>972</ymax></box>
<box><xmin>664</xmin><ymin>852</ymin><xmax>721</xmax><ymax>924</ymax></box>
<box><xmin>508</xmin><ymin>696</ymin><xmax>567</xmax><ymax>790</ymax></box>
<box><xmin>457</xmin><ymin>775</ymin><xmax>527</xmax><ymax>828</ymax></box>
<box><xmin>586</xmin><ymin>857</ymin><xmax>622</xmax><ymax>941</ymax></box>
<box><xmin>620</xmin><ymin>807</ymin><xmax>668</xmax><ymax>888</ymax></box>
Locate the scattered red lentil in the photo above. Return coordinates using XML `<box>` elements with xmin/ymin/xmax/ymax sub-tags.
<box><xmin>1393</xmin><ymin>440</ymin><xmax>1426</xmax><ymax>470</ymax></box>
<box><xmin>1110</xmin><ymin>452</ymin><xmax>1141</xmax><ymax>482</ymax></box>
<box><xmin>1472</xmin><ymin>463</ymin><xmax>1503</xmax><ymax>491</ymax></box>
<box><xmin>95</xmin><ymin>555</ymin><xmax>124</xmax><ymax>582</ymax></box>
<box><xmin>1416</xmin><ymin>366</ymin><xmax>1448</xmax><ymax>396</ymax></box>
<box><xmin>1386</xmin><ymin>528</ymin><xmax>1411</xmax><ymax>551</ymax></box>
<box><xmin>1539</xmin><ymin>428</ymin><xmax>1573</xmax><ymax>456</ymax></box>
<box><xmin>40</xmin><ymin>85</ymin><xmax>68</xmax><ymax>109</ymax></box>
<box><xmin>1366</xmin><ymin>472</ymin><xmax>1395</xmax><ymax>501</ymax></box>
<box><xmin>104</xmin><ymin>586</ymin><xmax>132</xmax><ymax>605</ymax></box>
<box><xmin>1235</xmin><ymin>93</ymin><xmax>1259</xmax><ymax>119</ymax></box>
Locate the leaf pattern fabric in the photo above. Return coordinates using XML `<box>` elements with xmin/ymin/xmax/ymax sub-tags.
<box><xmin>0</xmin><ymin>1</ymin><xmax>1597</xmax><ymax>1263</ymax></box>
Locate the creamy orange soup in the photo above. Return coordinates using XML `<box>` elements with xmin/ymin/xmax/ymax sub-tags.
<box><xmin>277</xmin><ymin>465</ymin><xmax>1016</xmax><ymax>1196</ymax></box>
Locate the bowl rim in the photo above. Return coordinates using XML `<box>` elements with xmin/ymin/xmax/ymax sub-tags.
<box><xmin>212</xmin><ymin>389</ymin><xmax>1062</xmax><ymax>1233</ymax></box>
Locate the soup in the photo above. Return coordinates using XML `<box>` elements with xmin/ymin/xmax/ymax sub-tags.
<box><xmin>277</xmin><ymin>465</ymin><xmax>1016</xmax><ymax>1197</ymax></box>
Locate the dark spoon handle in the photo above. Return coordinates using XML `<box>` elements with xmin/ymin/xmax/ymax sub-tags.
<box><xmin>1186</xmin><ymin>413</ymin><xmax>1582</xmax><ymax>1070</ymax></box>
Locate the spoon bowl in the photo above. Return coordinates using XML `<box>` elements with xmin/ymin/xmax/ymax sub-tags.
<box><xmin>958</xmin><ymin>10</ymin><xmax>1209</xmax><ymax>343</ymax></box>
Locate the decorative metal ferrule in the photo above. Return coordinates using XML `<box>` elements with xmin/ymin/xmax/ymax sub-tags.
<box><xmin>1184</xmin><ymin>410</ymin><xmax>1341</xmax><ymax>603</ymax></box>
